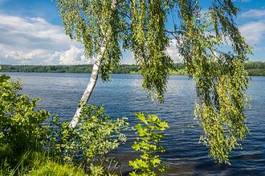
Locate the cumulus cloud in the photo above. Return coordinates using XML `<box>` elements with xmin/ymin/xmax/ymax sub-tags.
<box><xmin>0</xmin><ymin>12</ymin><xmax>184</xmax><ymax>65</ymax></box>
<box><xmin>166</xmin><ymin>39</ymin><xmax>182</xmax><ymax>62</ymax></box>
<box><xmin>0</xmin><ymin>13</ymin><xmax>88</xmax><ymax>65</ymax></box>
<box><xmin>239</xmin><ymin>21</ymin><xmax>265</xmax><ymax>45</ymax></box>
<box><xmin>241</xmin><ymin>9</ymin><xmax>265</xmax><ymax>18</ymax></box>
<box><xmin>59</xmin><ymin>46</ymin><xmax>87</xmax><ymax>65</ymax></box>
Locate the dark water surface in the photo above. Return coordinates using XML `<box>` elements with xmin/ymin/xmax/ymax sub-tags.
<box><xmin>4</xmin><ymin>73</ymin><xmax>265</xmax><ymax>176</ymax></box>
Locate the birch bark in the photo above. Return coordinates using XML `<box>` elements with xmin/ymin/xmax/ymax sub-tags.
<box><xmin>69</xmin><ymin>56</ymin><xmax>102</xmax><ymax>128</ymax></box>
<box><xmin>70</xmin><ymin>0</ymin><xmax>117</xmax><ymax>128</ymax></box>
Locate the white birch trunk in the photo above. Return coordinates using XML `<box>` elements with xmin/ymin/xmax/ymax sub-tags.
<box><xmin>69</xmin><ymin>0</ymin><xmax>117</xmax><ymax>128</ymax></box>
<box><xmin>69</xmin><ymin>57</ymin><xmax>102</xmax><ymax>128</ymax></box>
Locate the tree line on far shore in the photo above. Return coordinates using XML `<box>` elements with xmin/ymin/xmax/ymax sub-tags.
<box><xmin>1</xmin><ymin>62</ymin><xmax>265</xmax><ymax>76</ymax></box>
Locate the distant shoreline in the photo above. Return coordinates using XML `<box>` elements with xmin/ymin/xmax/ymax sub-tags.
<box><xmin>1</xmin><ymin>62</ymin><xmax>265</xmax><ymax>76</ymax></box>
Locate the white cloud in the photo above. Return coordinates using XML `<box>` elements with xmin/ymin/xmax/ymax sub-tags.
<box><xmin>239</xmin><ymin>21</ymin><xmax>265</xmax><ymax>45</ymax></box>
<box><xmin>239</xmin><ymin>8</ymin><xmax>265</xmax><ymax>55</ymax></box>
<box><xmin>234</xmin><ymin>0</ymin><xmax>252</xmax><ymax>2</ymax></box>
<box><xmin>0</xmin><ymin>13</ymin><xmax>193</xmax><ymax>65</ymax></box>
<box><xmin>166</xmin><ymin>39</ymin><xmax>182</xmax><ymax>62</ymax></box>
<box><xmin>241</xmin><ymin>9</ymin><xmax>265</xmax><ymax>18</ymax></box>
<box><xmin>0</xmin><ymin>13</ymin><xmax>88</xmax><ymax>65</ymax></box>
<box><xmin>59</xmin><ymin>45</ymin><xmax>87</xmax><ymax>65</ymax></box>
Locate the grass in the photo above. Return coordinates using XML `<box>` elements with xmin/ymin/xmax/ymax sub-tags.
<box><xmin>0</xmin><ymin>152</ymin><xmax>85</xmax><ymax>176</ymax></box>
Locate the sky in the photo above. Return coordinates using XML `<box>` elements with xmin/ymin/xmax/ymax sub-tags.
<box><xmin>0</xmin><ymin>0</ymin><xmax>265</xmax><ymax>65</ymax></box>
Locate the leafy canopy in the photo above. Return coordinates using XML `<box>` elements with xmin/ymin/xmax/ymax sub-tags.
<box><xmin>57</xmin><ymin>0</ymin><xmax>173</xmax><ymax>101</ymax></box>
<box><xmin>178</xmin><ymin>0</ymin><xmax>250</xmax><ymax>164</ymax></box>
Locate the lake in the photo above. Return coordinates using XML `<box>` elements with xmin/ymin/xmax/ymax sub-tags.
<box><xmin>4</xmin><ymin>72</ymin><xmax>265</xmax><ymax>176</ymax></box>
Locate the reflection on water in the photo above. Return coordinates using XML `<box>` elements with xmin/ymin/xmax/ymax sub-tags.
<box><xmin>4</xmin><ymin>72</ymin><xmax>265</xmax><ymax>176</ymax></box>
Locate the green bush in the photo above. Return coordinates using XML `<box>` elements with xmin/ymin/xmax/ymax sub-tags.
<box><xmin>0</xmin><ymin>75</ymin><xmax>50</xmax><ymax>165</ymax></box>
<box><xmin>49</xmin><ymin>105</ymin><xmax>128</xmax><ymax>175</ymax></box>
<box><xmin>129</xmin><ymin>113</ymin><xmax>169</xmax><ymax>176</ymax></box>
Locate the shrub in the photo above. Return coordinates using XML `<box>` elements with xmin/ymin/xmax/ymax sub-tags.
<box><xmin>49</xmin><ymin>105</ymin><xmax>128</xmax><ymax>174</ymax></box>
<box><xmin>129</xmin><ymin>113</ymin><xmax>169</xmax><ymax>176</ymax></box>
<box><xmin>0</xmin><ymin>75</ymin><xmax>50</xmax><ymax>165</ymax></box>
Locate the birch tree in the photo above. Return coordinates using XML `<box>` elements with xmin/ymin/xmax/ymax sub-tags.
<box><xmin>57</xmin><ymin>0</ymin><xmax>250</xmax><ymax>164</ymax></box>
<box><xmin>57</xmin><ymin>0</ymin><xmax>124</xmax><ymax>128</ymax></box>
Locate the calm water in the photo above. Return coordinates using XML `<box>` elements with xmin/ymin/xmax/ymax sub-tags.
<box><xmin>4</xmin><ymin>72</ymin><xmax>265</xmax><ymax>176</ymax></box>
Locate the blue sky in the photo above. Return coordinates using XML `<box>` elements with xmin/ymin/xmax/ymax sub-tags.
<box><xmin>0</xmin><ymin>0</ymin><xmax>265</xmax><ymax>65</ymax></box>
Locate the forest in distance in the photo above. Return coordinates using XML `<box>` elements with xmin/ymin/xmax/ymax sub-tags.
<box><xmin>1</xmin><ymin>61</ymin><xmax>265</xmax><ymax>76</ymax></box>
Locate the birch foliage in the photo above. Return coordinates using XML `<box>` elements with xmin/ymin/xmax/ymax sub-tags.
<box><xmin>177</xmin><ymin>0</ymin><xmax>250</xmax><ymax>164</ymax></box>
<box><xmin>57</xmin><ymin>0</ymin><xmax>125</xmax><ymax>80</ymax></box>
<box><xmin>57</xmin><ymin>0</ymin><xmax>250</xmax><ymax>164</ymax></box>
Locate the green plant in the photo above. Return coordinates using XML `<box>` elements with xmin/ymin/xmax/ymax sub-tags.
<box><xmin>0</xmin><ymin>75</ymin><xmax>50</xmax><ymax>165</ymax></box>
<box><xmin>178</xmin><ymin>6</ymin><xmax>249</xmax><ymax>164</ymax></box>
<box><xmin>0</xmin><ymin>152</ymin><xmax>86</xmax><ymax>176</ymax></box>
<box><xmin>129</xmin><ymin>113</ymin><xmax>169</xmax><ymax>176</ymax></box>
<box><xmin>0</xmin><ymin>160</ymin><xmax>13</xmax><ymax>176</ymax></box>
<box><xmin>28</xmin><ymin>160</ymin><xmax>85</xmax><ymax>176</ymax></box>
<box><xmin>2</xmin><ymin>152</ymin><xmax>86</xmax><ymax>176</ymax></box>
<box><xmin>50</xmin><ymin>105</ymin><xmax>128</xmax><ymax>174</ymax></box>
